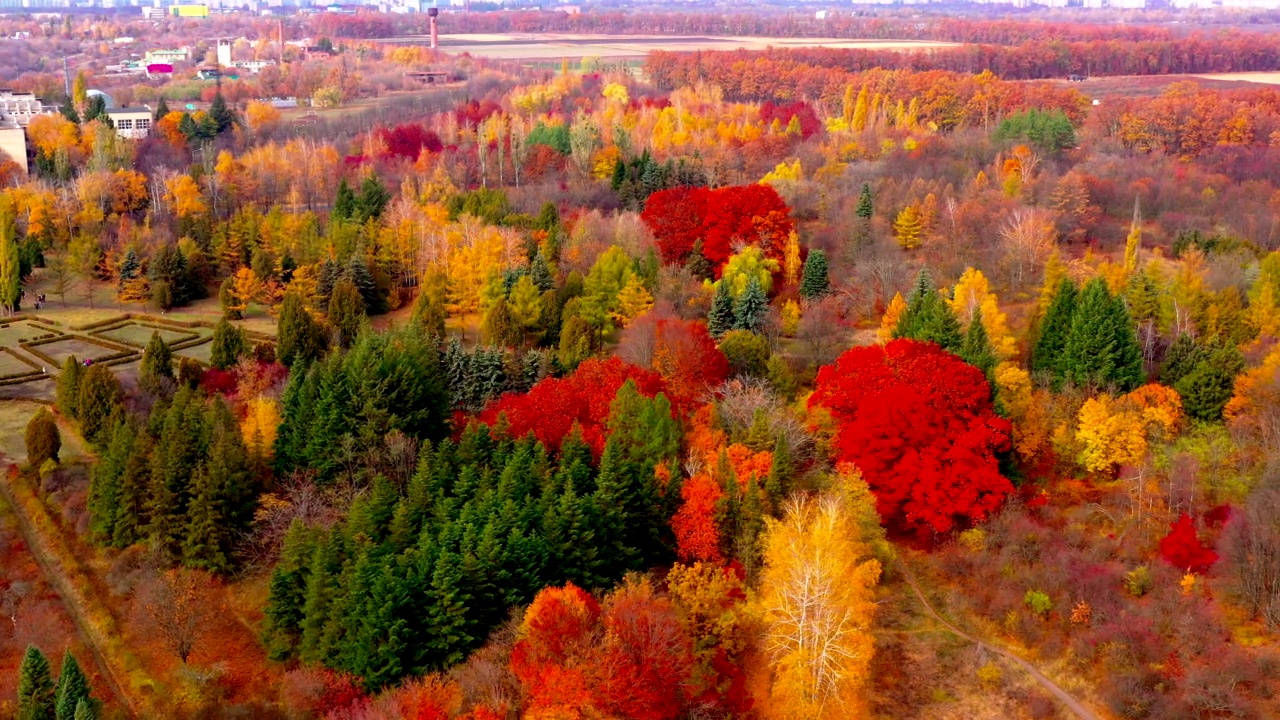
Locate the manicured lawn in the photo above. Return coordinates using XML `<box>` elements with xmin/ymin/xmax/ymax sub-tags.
<box><xmin>0</xmin><ymin>321</ymin><xmax>61</xmax><ymax>348</ymax></box>
<box><xmin>0</xmin><ymin>400</ymin><xmax>89</xmax><ymax>461</ymax></box>
<box><xmin>0</xmin><ymin>351</ymin><xmax>38</xmax><ymax>377</ymax></box>
<box><xmin>174</xmin><ymin>340</ymin><xmax>214</xmax><ymax>364</ymax></box>
<box><xmin>31</xmin><ymin>337</ymin><xmax>132</xmax><ymax>366</ymax></box>
<box><xmin>0</xmin><ymin>378</ymin><xmax>58</xmax><ymax>404</ymax></box>
<box><xmin>97</xmin><ymin>324</ymin><xmax>197</xmax><ymax>348</ymax></box>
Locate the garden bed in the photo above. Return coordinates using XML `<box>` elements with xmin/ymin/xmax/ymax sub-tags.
<box><xmin>21</xmin><ymin>335</ymin><xmax>136</xmax><ymax>367</ymax></box>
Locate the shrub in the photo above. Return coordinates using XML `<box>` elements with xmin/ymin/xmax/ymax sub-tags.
<box><xmin>977</xmin><ymin>661</ymin><xmax>1003</xmax><ymax>690</ymax></box>
<box><xmin>1124</xmin><ymin>566</ymin><xmax>1153</xmax><ymax>597</ymax></box>
<box><xmin>718</xmin><ymin>330</ymin><xmax>770</xmax><ymax>377</ymax></box>
<box><xmin>1024</xmin><ymin>590</ymin><xmax>1052</xmax><ymax>618</ymax></box>
<box><xmin>25</xmin><ymin>408</ymin><xmax>60</xmax><ymax>466</ymax></box>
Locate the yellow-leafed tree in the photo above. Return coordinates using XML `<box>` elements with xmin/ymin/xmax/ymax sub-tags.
<box><xmin>241</xmin><ymin>395</ymin><xmax>281</xmax><ymax>462</ymax></box>
<box><xmin>948</xmin><ymin>267</ymin><xmax>1017</xmax><ymax>358</ymax></box>
<box><xmin>758</xmin><ymin>492</ymin><xmax>881</xmax><ymax>719</ymax></box>
<box><xmin>893</xmin><ymin>205</ymin><xmax>923</xmax><ymax>250</ymax></box>
<box><xmin>877</xmin><ymin>292</ymin><xmax>907</xmax><ymax>344</ymax></box>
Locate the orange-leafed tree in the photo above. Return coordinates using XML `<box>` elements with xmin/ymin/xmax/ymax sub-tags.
<box><xmin>510</xmin><ymin>583</ymin><xmax>603</xmax><ymax>718</ymax></box>
<box><xmin>672</xmin><ymin>473</ymin><xmax>724</xmax><ymax>563</ymax></box>
<box><xmin>597</xmin><ymin>578</ymin><xmax>694</xmax><ymax>720</ymax></box>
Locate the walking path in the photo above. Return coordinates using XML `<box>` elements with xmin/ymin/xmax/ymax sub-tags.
<box><xmin>899</xmin><ymin>562</ymin><xmax>1101</xmax><ymax>720</ymax></box>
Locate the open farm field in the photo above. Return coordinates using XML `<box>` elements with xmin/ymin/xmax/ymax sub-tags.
<box><xmin>388</xmin><ymin>33</ymin><xmax>959</xmax><ymax>60</ymax></box>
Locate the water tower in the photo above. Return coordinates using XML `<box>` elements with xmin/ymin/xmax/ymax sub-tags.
<box><xmin>428</xmin><ymin>0</ymin><xmax>439</xmax><ymax>50</ymax></box>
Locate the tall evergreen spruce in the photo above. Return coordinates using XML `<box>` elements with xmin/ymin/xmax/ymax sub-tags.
<box><xmin>55</xmin><ymin>356</ymin><xmax>83</xmax><ymax>419</ymax></box>
<box><xmin>17</xmin><ymin>645</ymin><xmax>55</xmax><ymax>720</ymax></box>
<box><xmin>332</xmin><ymin>178</ymin><xmax>356</xmax><ymax>222</ymax></box>
<box><xmin>1030</xmin><ymin>278</ymin><xmax>1078</xmax><ymax>385</ymax></box>
<box><xmin>708</xmin><ymin>280</ymin><xmax>735</xmax><ymax>337</ymax></box>
<box><xmin>1175</xmin><ymin>345</ymin><xmax>1245</xmax><ymax>421</ymax></box>
<box><xmin>893</xmin><ymin>267</ymin><xmax>962</xmax><ymax>352</ymax></box>
<box><xmin>1062</xmin><ymin>278</ymin><xmax>1144</xmax><ymax>391</ymax></box>
<box><xmin>733</xmin><ymin>276</ymin><xmax>768</xmax><ymax>333</ymax></box>
<box><xmin>961</xmin><ymin>306</ymin><xmax>997</xmax><ymax>380</ymax></box>
<box><xmin>277</xmin><ymin>292</ymin><xmax>327</xmax><ymax>368</ymax></box>
<box><xmin>139</xmin><ymin>331</ymin><xmax>174</xmax><ymax>395</ymax></box>
<box><xmin>799</xmin><ymin>249</ymin><xmax>829</xmax><ymax>299</ymax></box>
<box><xmin>53</xmin><ymin>652</ymin><xmax>90</xmax><ymax>720</ymax></box>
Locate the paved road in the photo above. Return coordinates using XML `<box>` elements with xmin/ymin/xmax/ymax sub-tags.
<box><xmin>900</xmin><ymin>563</ymin><xmax>1101</xmax><ymax>720</ymax></box>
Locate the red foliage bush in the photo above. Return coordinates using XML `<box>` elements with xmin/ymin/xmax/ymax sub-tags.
<box><xmin>671</xmin><ymin>474</ymin><xmax>723</xmax><ymax>563</ymax></box>
<box><xmin>454</xmin><ymin>99</ymin><xmax>502</xmax><ymax>128</ymax></box>
<box><xmin>1158</xmin><ymin>513</ymin><xmax>1219</xmax><ymax>574</ymax></box>
<box><xmin>760</xmin><ymin>100</ymin><xmax>823</xmax><ymax>138</ymax></box>
<box><xmin>478</xmin><ymin>357</ymin><xmax>668</xmax><ymax>456</ymax></box>
<box><xmin>200</xmin><ymin>368</ymin><xmax>239</xmax><ymax>396</ymax></box>
<box><xmin>809</xmin><ymin>339</ymin><xmax>1013</xmax><ymax>535</ymax></box>
<box><xmin>641</xmin><ymin>185</ymin><xmax>794</xmax><ymax>268</ymax></box>
<box><xmin>376</xmin><ymin>123</ymin><xmax>443</xmax><ymax>160</ymax></box>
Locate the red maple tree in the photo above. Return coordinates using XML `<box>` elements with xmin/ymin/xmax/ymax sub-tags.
<box><xmin>1159</xmin><ymin>513</ymin><xmax>1219</xmax><ymax>574</ymax></box>
<box><xmin>809</xmin><ymin>339</ymin><xmax>1013</xmax><ymax>535</ymax></box>
<box><xmin>479</xmin><ymin>357</ymin><xmax>668</xmax><ymax>456</ymax></box>
<box><xmin>641</xmin><ymin>185</ymin><xmax>794</xmax><ymax>269</ymax></box>
<box><xmin>671</xmin><ymin>474</ymin><xmax>724</xmax><ymax>563</ymax></box>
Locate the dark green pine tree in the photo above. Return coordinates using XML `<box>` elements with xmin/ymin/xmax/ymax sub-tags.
<box><xmin>112</xmin><ymin>433</ymin><xmax>152</xmax><ymax>548</ymax></box>
<box><xmin>344</xmin><ymin>251</ymin><xmax>380</xmax><ymax>312</ymax></box>
<box><xmin>350</xmin><ymin>557</ymin><xmax>412</xmax><ymax>690</ymax></box>
<box><xmin>856</xmin><ymin>183</ymin><xmax>874</xmax><ymax>220</ymax></box>
<box><xmin>139</xmin><ymin>331</ymin><xmax>173</xmax><ymax>396</ymax></box>
<box><xmin>276</xmin><ymin>291</ymin><xmax>327</xmax><ymax>368</ymax></box>
<box><xmin>55</xmin><ymin>356</ymin><xmax>83</xmax><ymax>419</ymax></box>
<box><xmin>685</xmin><ymin>240</ymin><xmax>712</xmax><ymax>281</ymax></box>
<box><xmin>73</xmin><ymin>699</ymin><xmax>95</xmax><ymax>720</ymax></box>
<box><xmin>147</xmin><ymin>387</ymin><xmax>208</xmax><ymax>560</ymax></box>
<box><xmin>1030</xmin><ymin>278</ymin><xmax>1078</xmax><ymax>385</ymax></box>
<box><xmin>529</xmin><ymin>252</ymin><xmax>553</xmax><ymax>292</ymax></box>
<box><xmin>1174</xmin><ymin>345</ymin><xmax>1245</xmax><ymax>421</ymax></box>
<box><xmin>16</xmin><ymin>645</ymin><xmax>55</xmax><ymax>720</ymax></box>
<box><xmin>262</xmin><ymin>520</ymin><xmax>317</xmax><ymax>660</ymax></box>
<box><xmin>708</xmin><ymin>280</ymin><xmax>735</xmax><ymax>338</ymax></box>
<box><xmin>298</xmin><ymin>535</ymin><xmax>342</xmax><ymax>664</ymax></box>
<box><xmin>611</xmin><ymin>157</ymin><xmax>627</xmax><ymax>192</ymax></box>
<box><xmin>355</xmin><ymin>176</ymin><xmax>392</xmax><ymax>223</ymax></box>
<box><xmin>764</xmin><ymin>435</ymin><xmax>791</xmax><ymax>514</ymax></box>
<box><xmin>153</xmin><ymin>96</ymin><xmax>170</xmax><ymax>121</ymax></box>
<box><xmin>53</xmin><ymin>651</ymin><xmax>90</xmax><ymax>720</ymax></box>
<box><xmin>961</xmin><ymin>306</ymin><xmax>997</xmax><ymax>380</ymax></box>
<box><xmin>1160</xmin><ymin>332</ymin><xmax>1206</xmax><ymax>387</ymax></box>
<box><xmin>893</xmin><ymin>267</ymin><xmax>962</xmax><ymax>352</ymax></box>
<box><xmin>75</xmin><ymin>364</ymin><xmax>122</xmax><ymax>449</ymax></box>
<box><xmin>733</xmin><ymin>276</ymin><xmax>768</xmax><ymax>333</ymax></box>
<box><xmin>423</xmin><ymin>550</ymin><xmax>473</xmax><ymax>670</ymax></box>
<box><xmin>208</xmin><ymin>91</ymin><xmax>236</xmax><ymax>135</ymax></box>
<box><xmin>327</xmin><ymin>278</ymin><xmax>365</xmax><ymax>348</ymax></box>
<box><xmin>177</xmin><ymin>112</ymin><xmax>199</xmax><ymax>141</ymax></box>
<box><xmin>332</xmin><ymin>178</ymin><xmax>356</xmax><ymax>222</ymax></box>
<box><xmin>736</xmin><ymin>474</ymin><xmax>766</xmax><ymax>583</ymax></box>
<box><xmin>799</xmin><ymin>249</ymin><xmax>829</xmax><ymax>299</ymax></box>
<box><xmin>210</xmin><ymin>318</ymin><xmax>248</xmax><ymax>370</ymax></box>
<box><xmin>60</xmin><ymin>101</ymin><xmax>79</xmax><ymax>124</ymax></box>
<box><xmin>1062</xmin><ymin>278</ymin><xmax>1144</xmax><ymax>391</ymax></box>
<box><xmin>87</xmin><ymin>420</ymin><xmax>134</xmax><ymax>544</ymax></box>
<box><xmin>117</xmin><ymin>250</ymin><xmax>140</xmax><ymax>291</ymax></box>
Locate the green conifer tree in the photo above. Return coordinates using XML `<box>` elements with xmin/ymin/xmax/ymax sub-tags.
<box><xmin>1175</xmin><ymin>345</ymin><xmax>1245</xmax><ymax>421</ymax></box>
<box><xmin>327</xmin><ymin>278</ymin><xmax>365</xmax><ymax>348</ymax></box>
<box><xmin>53</xmin><ymin>652</ymin><xmax>89</xmax><ymax>720</ymax></box>
<box><xmin>139</xmin><ymin>331</ymin><xmax>174</xmax><ymax>396</ymax></box>
<box><xmin>76</xmin><ymin>365</ymin><xmax>121</xmax><ymax>448</ymax></box>
<box><xmin>1030</xmin><ymin>278</ymin><xmax>1078</xmax><ymax>384</ymax></box>
<box><xmin>961</xmin><ymin>306</ymin><xmax>997</xmax><ymax>379</ymax></box>
<box><xmin>332</xmin><ymin>178</ymin><xmax>356</xmax><ymax>222</ymax></box>
<box><xmin>16</xmin><ymin>645</ymin><xmax>55</xmax><ymax>720</ymax></box>
<box><xmin>733</xmin><ymin>275</ymin><xmax>768</xmax><ymax>333</ymax></box>
<box><xmin>55</xmin><ymin>356</ymin><xmax>83</xmax><ymax>419</ymax></box>
<box><xmin>25</xmin><ymin>408</ymin><xmax>60</xmax><ymax>467</ymax></box>
<box><xmin>708</xmin><ymin>280</ymin><xmax>735</xmax><ymax>337</ymax></box>
<box><xmin>799</xmin><ymin>248</ymin><xmax>829</xmax><ymax>299</ymax></box>
<box><xmin>210</xmin><ymin>319</ymin><xmax>247</xmax><ymax>370</ymax></box>
<box><xmin>893</xmin><ymin>267</ymin><xmax>962</xmax><ymax>351</ymax></box>
<box><xmin>1062</xmin><ymin>278</ymin><xmax>1144</xmax><ymax>391</ymax></box>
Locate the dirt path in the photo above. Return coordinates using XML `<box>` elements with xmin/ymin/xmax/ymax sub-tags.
<box><xmin>899</xmin><ymin>562</ymin><xmax>1101</xmax><ymax>720</ymax></box>
<box><xmin>0</xmin><ymin>465</ymin><xmax>139</xmax><ymax>718</ymax></box>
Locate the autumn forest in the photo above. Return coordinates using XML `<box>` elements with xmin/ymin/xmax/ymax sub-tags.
<box><xmin>1</xmin><ymin>6</ymin><xmax>1280</xmax><ymax>720</ymax></box>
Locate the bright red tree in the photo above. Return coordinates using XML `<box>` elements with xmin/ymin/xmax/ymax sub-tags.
<box><xmin>671</xmin><ymin>474</ymin><xmax>724</xmax><ymax>563</ymax></box>
<box><xmin>510</xmin><ymin>583</ymin><xmax>602</xmax><ymax>717</ymax></box>
<box><xmin>1159</xmin><ymin>513</ymin><xmax>1219</xmax><ymax>573</ymax></box>
<box><xmin>598</xmin><ymin>581</ymin><xmax>694</xmax><ymax>720</ymax></box>
<box><xmin>479</xmin><ymin>357</ymin><xmax>668</xmax><ymax>456</ymax></box>
<box><xmin>809</xmin><ymin>339</ymin><xmax>1013</xmax><ymax>535</ymax></box>
<box><xmin>641</xmin><ymin>185</ymin><xmax>794</xmax><ymax>269</ymax></box>
<box><xmin>652</xmin><ymin>319</ymin><xmax>730</xmax><ymax>406</ymax></box>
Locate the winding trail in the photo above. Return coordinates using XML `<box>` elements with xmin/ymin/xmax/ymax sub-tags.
<box><xmin>899</xmin><ymin>562</ymin><xmax>1101</xmax><ymax>720</ymax></box>
<box><xmin>0</xmin><ymin>464</ymin><xmax>140</xmax><ymax>718</ymax></box>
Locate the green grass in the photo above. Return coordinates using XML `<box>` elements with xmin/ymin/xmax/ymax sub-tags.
<box><xmin>0</xmin><ymin>400</ymin><xmax>86</xmax><ymax>462</ymax></box>
<box><xmin>0</xmin><ymin>350</ymin><xmax>38</xmax><ymax>376</ymax></box>
<box><xmin>34</xmin><ymin>337</ymin><xmax>132</xmax><ymax>365</ymax></box>
<box><xmin>0</xmin><ymin>320</ymin><xmax>61</xmax><ymax>347</ymax></box>
<box><xmin>0</xmin><ymin>377</ymin><xmax>58</xmax><ymax>403</ymax></box>
<box><xmin>174</xmin><ymin>340</ymin><xmax>213</xmax><ymax>364</ymax></box>
<box><xmin>97</xmin><ymin>324</ymin><xmax>197</xmax><ymax>348</ymax></box>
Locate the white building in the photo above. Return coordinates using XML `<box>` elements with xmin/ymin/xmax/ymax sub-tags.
<box><xmin>105</xmin><ymin>107</ymin><xmax>153</xmax><ymax>140</ymax></box>
<box><xmin>0</xmin><ymin>90</ymin><xmax>56</xmax><ymax>127</ymax></box>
